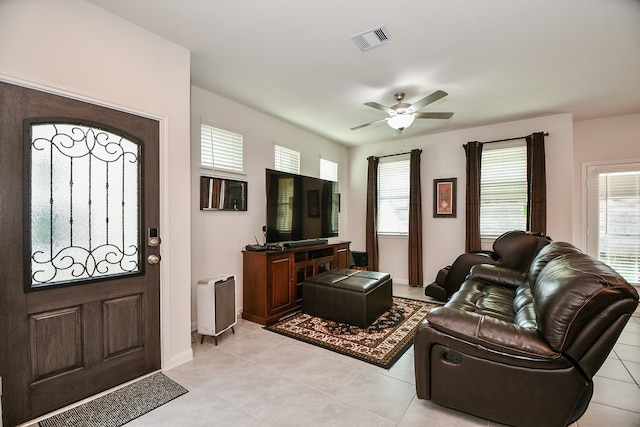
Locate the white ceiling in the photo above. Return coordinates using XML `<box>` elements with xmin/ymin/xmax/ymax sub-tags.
<box><xmin>87</xmin><ymin>0</ymin><xmax>640</xmax><ymax>147</ymax></box>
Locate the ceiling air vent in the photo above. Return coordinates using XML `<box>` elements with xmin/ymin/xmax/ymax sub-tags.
<box><xmin>351</xmin><ymin>25</ymin><xmax>392</xmax><ymax>52</ymax></box>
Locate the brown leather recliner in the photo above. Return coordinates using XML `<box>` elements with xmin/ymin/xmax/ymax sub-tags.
<box><xmin>414</xmin><ymin>242</ymin><xmax>639</xmax><ymax>427</ymax></box>
<box><xmin>424</xmin><ymin>230</ymin><xmax>551</xmax><ymax>301</ymax></box>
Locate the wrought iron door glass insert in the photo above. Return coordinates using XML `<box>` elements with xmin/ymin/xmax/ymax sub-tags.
<box><xmin>28</xmin><ymin>122</ymin><xmax>141</xmax><ymax>288</ymax></box>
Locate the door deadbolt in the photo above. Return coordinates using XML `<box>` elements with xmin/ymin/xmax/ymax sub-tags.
<box><xmin>148</xmin><ymin>228</ymin><xmax>161</xmax><ymax>247</ymax></box>
<box><xmin>147</xmin><ymin>254</ymin><xmax>161</xmax><ymax>265</ymax></box>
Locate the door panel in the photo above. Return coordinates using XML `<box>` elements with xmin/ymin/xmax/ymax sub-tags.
<box><xmin>103</xmin><ymin>294</ymin><xmax>144</xmax><ymax>359</ymax></box>
<box><xmin>268</xmin><ymin>256</ymin><xmax>292</xmax><ymax>312</ymax></box>
<box><xmin>0</xmin><ymin>81</ymin><xmax>160</xmax><ymax>426</ymax></box>
<box><xmin>29</xmin><ymin>307</ymin><xmax>83</xmax><ymax>381</ymax></box>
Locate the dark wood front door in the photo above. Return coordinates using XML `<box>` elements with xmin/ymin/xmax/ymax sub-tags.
<box><xmin>0</xmin><ymin>81</ymin><xmax>161</xmax><ymax>426</ymax></box>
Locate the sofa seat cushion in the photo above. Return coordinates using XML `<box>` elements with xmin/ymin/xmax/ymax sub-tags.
<box><xmin>426</xmin><ymin>279</ymin><xmax>560</xmax><ymax>361</ymax></box>
<box><xmin>425</xmin><ymin>305</ymin><xmax>564</xmax><ymax>362</ymax></box>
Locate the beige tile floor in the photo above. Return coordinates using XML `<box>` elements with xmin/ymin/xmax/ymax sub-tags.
<box><xmin>126</xmin><ymin>283</ymin><xmax>640</xmax><ymax>426</ymax></box>
<box><xmin>26</xmin><ymin>284</ymin><xmax>640</xmax><ymax>427</ymax></box>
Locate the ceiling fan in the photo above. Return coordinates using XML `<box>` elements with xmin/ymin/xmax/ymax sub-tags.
<box><xmin>351</xmin><ymin>90</ymin><xmax>453</xmax><ymax>135</ymax></box>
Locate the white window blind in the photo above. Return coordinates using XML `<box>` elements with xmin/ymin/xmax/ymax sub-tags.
<box><xmin>277</xmin><ymin>177</ymin><xmax>295</xmax><ymax>232</ymax></box>
<box><xmin>274</xmin><ymin>145</ymin><xmax>300</xmax><ymax>174</ymax></box>
<box><xmin>320</xmin><ymin>158</ymin><xmax>338</xmax><ymax>182</ymax></box>
<box><xmin>320</xmin><ymin>158</ymin><xmax>339</xmax><ymax>233</ymax></box>
<box><xmin>597</xmin><ymin>170</ymin><xmax>640</xmax><ymax>284</ymax></box>
<box><xmin>378</xmin><ymin>158</ymin><xmax>410</xmax><ymax>235</ymax></box>
<box><xmin>480</xmin><ymin>144</ymin><xmax>527</xmax><ymax>238</ymax></box>
<box><xmin>200</xmin><ymin>124</ymin><xmax>243</xmax><ymax>172</ymax></box>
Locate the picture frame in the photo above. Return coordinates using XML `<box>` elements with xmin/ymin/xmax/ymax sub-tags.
<box><xmin>433</xmin><ymin>178</ymin><xmax>457</xmax><ymax>218</ymax></box>
<box><xmin>307</xmin><ymin>189</ymin><xmax>320</xmax><ymax>217</ymax></box>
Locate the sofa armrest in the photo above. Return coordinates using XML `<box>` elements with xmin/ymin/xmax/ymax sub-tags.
<box><xmin>426</xmin><ymin>306</ymin><xmax>559</xmax><ymax>360</ymax></box>
<box><xmin>467</xmin><ymin>264</ymin><xmax>526</xmax><ymax>289</ymax></box>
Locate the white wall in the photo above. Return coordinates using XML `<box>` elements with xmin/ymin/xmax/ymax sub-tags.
<box><xmin>190</xmin><ymin>86</ymin><xmax>349</xmax><ymax>323</ymax></box>
<box><xmin>347</xmin><ymin>113</ymin><xmax>574</xmax><ymax>285</ymax></box>
<box><xmin>573</xmin><ymin>113</ymin><xmax>640</xmax><ymax>248</ymax></box>
<box><xmin>0</xmin><ymin>0</ymin><xmax>193</xmax><ymax>369</ymax></box>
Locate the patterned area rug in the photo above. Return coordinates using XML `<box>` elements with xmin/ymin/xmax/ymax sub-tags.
<box><xmin>38</xmin><ymin>372</ymin><xmax>187</xmax><ymax>427</ymax></box>
<box><xmin>265</xmin><ymin>297</ymin><xmax>441</xmax><ymax>369</ymax></box>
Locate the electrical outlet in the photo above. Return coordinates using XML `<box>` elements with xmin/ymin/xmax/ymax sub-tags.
<box><xmin>389</xmin><ymin>258</ymin><xmax>395</xmax><ymax>268</ymax></box>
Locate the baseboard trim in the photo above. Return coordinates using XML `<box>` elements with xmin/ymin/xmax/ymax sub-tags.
<box><xmin>166</xmin><ymin>348</ymin><xmax>193</xmax><ymax>370</ymax></box>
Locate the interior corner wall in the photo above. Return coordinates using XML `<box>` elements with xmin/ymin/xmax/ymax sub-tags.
<box><xmin>346</xmin><ymin>113</ymin><xmax>574</xmax><ymax>285</ymax></box>
<box><xmin>0</xmin><ymin>0</ymin><xmax>193</xmax><ymax>369</ymax></box>
<box><xmin>572</xmin><ymin>112</ymin><xmax>640</xmax><ymax>247</ymax></box>
<box><xmin>190</xmin><ymin>86</ymin><xmax>349</xmax><ymax>326</ymax></box>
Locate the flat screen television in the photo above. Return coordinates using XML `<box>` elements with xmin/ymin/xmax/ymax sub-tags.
<box><xmin>265</xmin><ymin>169</ymin><xmax>339</xmax><ymax>244</ymax></box>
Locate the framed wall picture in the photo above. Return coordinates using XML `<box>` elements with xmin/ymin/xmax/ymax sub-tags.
<box><xmin>433</xmin><ymin>178</ymin><xmax>457</xmax><ymax>218</ymax></box>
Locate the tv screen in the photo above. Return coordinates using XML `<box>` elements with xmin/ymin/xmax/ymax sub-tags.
<box><xmin>265</xmin><ymin>169</ymin><xmax>339</xmax><ymax>244</ymax></box>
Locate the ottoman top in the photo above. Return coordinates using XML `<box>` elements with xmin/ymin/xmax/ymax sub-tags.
<box><xmin>305</xmin><ymin>269</ymin><xmax>391</xmax><ymax>293</ymax></box>
<box><xmin>303</xmin><ymin>268</ymin><xmax>358</xmax><ymax>285</ymax></box>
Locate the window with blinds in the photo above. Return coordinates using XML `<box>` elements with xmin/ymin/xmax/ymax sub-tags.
<box><xmin>378</xmin><ymin>158</ymin><xmax>410</xmax><ymax>235</ymax></box>
<box><xmin>480</xmin><ymin>144</ymin><xmax>527</xmax><ymax>238</ymax></box>
<box><xmin>595</xmin><ymin>169</ymin><xmax>640</xmax><ymax>284</ymax></box>
<box><xmin>320</xmin><ymin>158</ymin><xmax>338</xmax><ymax>182</ymax></box>
<box><xmin>200</xmin><ymin>123</ymin><xmax>243</xmax><ymax>172</ymax></box>
<box><xmin>320</xmin><ymin>158</ymin><xmax>339</xmax><ymax>234</ymax></box>
<box><xmin>277</xmin><ymin>177</ymin><xmax>294</xmax><ymax>232</ymax></box>
<box><xmin>274</xmin><ymin>145</ymin><xmax>300</xmax><ymax>174</ymax></box>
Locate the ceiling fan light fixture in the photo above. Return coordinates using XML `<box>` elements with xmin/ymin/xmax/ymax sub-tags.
<box><xmin>387</xmin><ymin>113</ymin><xmax>415</xmax><ymax>130</ymax></box>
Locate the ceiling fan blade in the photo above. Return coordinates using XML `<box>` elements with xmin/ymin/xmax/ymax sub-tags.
<box><xmin>414</xmin><ymin>112</ymin><xmax>454</xmax><ymax>120</ymax></box>
<box><xmin>350</xmin><ymin>118</ymin><xmax>388</xmax><ymax>131</ymax></box>
<box><xmin>411</xmin><ymin>90</ymin><xmax>448</xmax><ymax>110</ymax></box>
<box><xmin>364</xmin><ymin>102</ymin><xmax>393</xmax><ymax>114</ymax></box>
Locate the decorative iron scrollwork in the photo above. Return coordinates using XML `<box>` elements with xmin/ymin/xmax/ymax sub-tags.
<box><xmin>29</xmin><ymin>122</ymin><xmax>141</xmax><ymax>288</ymax></box>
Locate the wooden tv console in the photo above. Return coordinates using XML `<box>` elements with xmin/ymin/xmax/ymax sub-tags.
<box><xmin>242</xmin><ymin>241</ymin><xmax>350</xmax><ymax>325</ymax></box>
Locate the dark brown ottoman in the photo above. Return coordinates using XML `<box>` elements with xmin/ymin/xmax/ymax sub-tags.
<box><xmin>301</xmin><ymin>268</ymin><xmax>393</xmax><ymax>328</ymax></box>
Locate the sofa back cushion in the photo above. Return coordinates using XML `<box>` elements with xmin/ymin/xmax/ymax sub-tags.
<box><xmin>493</xmin><ymin>231</ymin><xmax>548</xmax><ymax>271</ymax></box>
<box><xmin>528</xmin><ymin>242</ymin><xmax>582</xmax><ymax>287</ymax></box>
<box><xmin>533</xmin><ymin>252</ymin><xmax>637</xmax><ymax>352</ymax></box>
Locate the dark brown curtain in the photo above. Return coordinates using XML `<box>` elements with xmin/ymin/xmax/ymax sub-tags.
<box><xmin>365</xmin><ymin>156</ymin><xmax>379</xmax><ymax>271</ymax></box>
<box><xmin>526</xmin><ymin>132</ymin><xmax>547</xmax><ymax>234</ymax></box>
<box><xmin>464</xmin><ymin>141</ymin><xmax>483</xmax><ymax>252</ymax></box>
<box><xmin>408</xmin><ymin>149</ymin><xmax>423</xmax><ymax>287</ymax></box>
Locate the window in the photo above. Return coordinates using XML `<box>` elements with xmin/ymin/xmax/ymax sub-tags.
<box><xmin>378</xmin><ymin>157</ymin><xmax>410</xmax><ymax>235</ymax></box>
<box><xmin>274</xmin><ymin>145</ymin><xmax>300</xmax><ymax>174</ymax></box>
<box><xmin>200</xmin><ymin>123</ymin><xmax>243</xmax><ymax>172</ymax></box>
<box><xmin>320</xmin><ymin>158</ymin><xmax>339</xmax><ymax>233</ymax></box>
<box><xmin>29</xmin><ymin>122</ymin><xmax>141</xmax><ymax>288</ymax></box>
<box><xmin>586</xmin><ymin>163</ymin><xmax>640</xmax><ymax>284</ymax></box>
<box><xmin>277</xmin><ymin>177</ymin><xmax>295</xmax><ymax>232</ymax></box>
<box><xmin>320</xmin><ymin>158</ymin><xmax>338</xmax><ymax>182</ymax></box>
<box><xmin>480</xmin><ymin>144</ymin><xmax>527</xmax><ymax>239</ymax></box>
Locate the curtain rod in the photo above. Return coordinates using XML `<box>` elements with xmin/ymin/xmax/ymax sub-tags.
<box><xmin>464</xmin><ymin>131</ymin><xmax>549</xmax><ymax>147</ymax></box>
<box><xmin>370</xmin><ymin>149</ymin><xmax>421</xmax><ymax>160</ymax></box>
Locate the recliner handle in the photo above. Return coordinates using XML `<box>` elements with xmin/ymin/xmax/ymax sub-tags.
<box><xmin>442</xmin><ymin>350</ymin><xmax>462</xmax><ymax>365</ymax></box>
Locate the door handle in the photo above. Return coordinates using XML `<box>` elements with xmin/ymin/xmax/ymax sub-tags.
<box><xmin>147</xmin><ymin>254</ymin><xmax>161</xmax><ymax>265</ymax></box>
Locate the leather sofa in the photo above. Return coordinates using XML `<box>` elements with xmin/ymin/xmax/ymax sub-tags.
<box><xmin>414</xmin><ymin>241</ymin><xmax>639</xmax><ymax>427</ymax></box>
<box><xmin>425</xmin><ymin>230</ymin><xmax>551</xmax><ymax>301</ymax></box>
